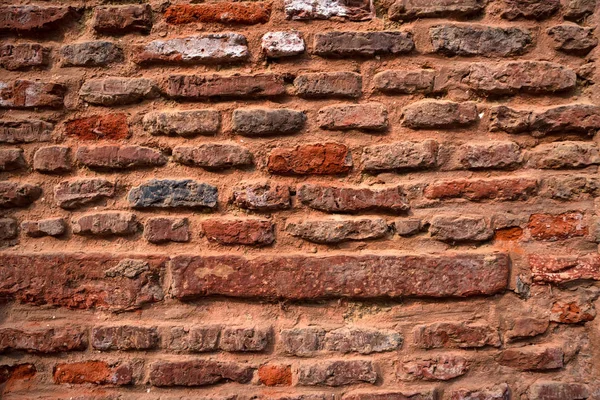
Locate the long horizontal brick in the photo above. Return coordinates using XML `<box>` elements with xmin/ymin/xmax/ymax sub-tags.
<box><xmin>0</xmin><ymin>327</ymin><xmax>87</xmax><ymax>353</ymax></box>
<box><xmin>79</xmin><ymin>78</ymin><xmax>159</xmax><ymax>106</ymax></box>
<box><xmin>0</xmin><ymin>182</ymin><xmax>42</xmax><ymax>208</ymax></box>
<box><xmin>425</xmin><ymin>177</ymin><xmax>539</xmax><ymax>201</ymax></box>
<box><xmin>403</xmin><ymin>100</ymin><xmax>478</xmax><ymax>129</ymax></box>
<box><xmin>530</xmin><ymin>254</ymin><xmax>600</xmax><ymax>283</ymax></box>
<box><xmin>0</xmin><ymin>254</ymin><xmax>165</xmax><ymax>311</ymax></box>
<box><xmin>128</xmin><ymin>179</ymin><xmax>218</xmax><ymax>209</ymax></box>
<box><xmin>202</xmin><ymin>218</ymin><xmax>274</xmax><ymax>246</ymax></box>
<box><xmin>528</xmin><ymin>142</ymin><xmax>600</xmax><ymax>169</ymax></box>
<box><xmin>76</xmin><ymin>145</ymin><xmax>166</xmax><ymax>170</ymax></box>
<box><xmin>231</xmin><ymin>182</ymin><xmax>292</xmax><ymax>211</ymax></box>
<box><xmin>21</xmin><ymin>218</ymin><xmax>66</xmax><ymax>238</ymax></box>
<box><xmin>232</xmin><ymin>108</ymin><xmax>306</xmax><ymax>136</ymax></box>
<box><xmin>318</xmin><ymin>103</ymin><xmax>388</xmax><ymax>131</ymax></box>
<box><xmin>0</xmin><ymin>80</ymin><xmax>65</xmax><ymax>109</ymax></box>
<box><xmin>501</xmin><ymin>0</ymin><xmax>559</xmax><ymax>20</ymax></box>
<box><xmin>0</xmin><ymin>119</ymin><xmax>53</xmax><ymax>143</ymax></box>
<box><xmin>65</xmin><ymin>114</ymin><xmax>129</xmax><ymax>140</ymax></box>
<box><xmin>548</xmin><ymin>25</ymin><xmax>598</xmax><ymax>55</ymax></box>
<box><xmin>170</xmin><ymin>253</ymin><xmax>510</xmax><ymax>300</ymax></box>
<box><xmin>165</xmin><ymin>2</ymin><xmax>271</xmax><ymax>25</ymax></box>
<box><xmin>0</xmin><ymin>6</ymin><xmax>78</xmax><ymax>32</ymax></box>
<box><xmin>92</xmin><ymin>326</ymin><xmax>159</xmax><ymax>351</ymax></box>
<box><xmin>135</xmin><ymin>34</ymin><xmax>249</xmax><ymax>65</ymax></box>
<box><xmin>344</xmin><ymin>390</ymin><xmax>436</xmax><ymax>400</ymax></box>
<box><xmin>285</xmin><ymin>0</ymin><xmax>373</xmax><ymax>20</ymax></box>
<box><xmin>314</xmin><ymin>31</ymin><xmax>414</xmax><ymax>57</ymax></box>
<box><xmin>262</xmin><ymin>31</ymin><xmax>306</xmax><ymax>57</ymax></box>
<box><xmin>449</xmin><ymin>385</ymin><xmax>510</xmax><ymax>400</ymax></box>
<box><xmin>430</xmin><ymin>25</ymin><xmax>532</xmax><ymax>57</ymax></box>
<box><xmin>268</xmin><ymin>143</ymin><xmax>352</xmax><ymax>175</ymax></box>
<box><xmin>298</xmin><ymin>184</ymin><xmax>410</xmax><ymax>213</ymax></box>
<box><xmin>498</xmin><ymin>345</ymin><xmax>564</xmax><ymax>371</ymax></box>
<box><xmin>0</xmin><ymin>43</ymin><xmax>49</xmax><ymax>70</ymax></box>
<box><xmin>388</xmin><ymin>0</ymin><xmax>484</xmax><ymax>21</ymax></box>
<box><xmin>173</xmin><ymin>144</ymin><xmax>253</xmax><ymax>170</ymax></box>
<box><xmin>166</xmin><ymin>74</ymin><xmax>286</xmax><ymax>100</ymax></box>
<box><xmin>362</xmin><ymin>140</ymin><xmax>438</xmax><ymax>172</ymax></box>
<box><xmin>528</xmin><ymin>381</ymin><xmax>589</xmax><ymax>400</ymax></box>
<box><xmin>60</xmin><ymin>41</ymin><xmax>123</xmax><ymax>67</ymax></box>
<box><xmin>374</xmin><ymin>69</ymin><xmax>435</xmax><ymax>94</ymax></box>
<box><xmin>414</xmin><ymin>322</ymin><xmax>500</xmax><ymax>349</ymax></box>
<box><xmin>297</xmin><ymin>360</ymin><xmax>377</xmax><ymax>386</ymax></box>
<box><xmin>54</xmin><ymin>361</ymin><xmax>132</xmax><ymax>385</ymax></box>
<box><xmin>294</xmin><ymin>72</ymin><xmax>362</xmax><ymax>98</ymax></box>
<box><xmin>399</xmin><ymin>354</ymin><xmax>469</xmax><ymax>381</ymax></box>
<box><xmin>150</xmin><ymin>360</ymin><xmax>254</xmax><ymax>386</ymax></box>
<box><xmin>286</xmin><ymin>218</ymin><xmax>389</xmax><ymax>243</ymax></box>
<box><xmin>458</xmin><ymin>141</ymin><xmax>522</xmax><ymax>170</ymax></box>
<box><xmin>72</xmin><ymin>212</ymin><xmax>140</xmax><ymax>237</ymax></box>
<box><xmin>54</xmin><ymin>178</ymin><xmax>115</xmax><ymax>209</ymax></box>
<box><xmin>93</xmin><ymin>5</ymin><xmax>152</xmax><ymax>34</ymax></box>
<box><xmin>143</xmin><ymin>110</ymin><xmax>220</xmax><ymax>137</ymax></box>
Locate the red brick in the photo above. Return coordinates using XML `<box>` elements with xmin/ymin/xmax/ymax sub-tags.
<box><xmin>268</xmin><ymin>143</ymin><xmax>352</xmax><ymax>175</ymax></box>
<box><xmin>286</xmin><ymin>218</ymin><xmax>388</xmax><ymax>243</ymax></box>
<box><xmin>501</xmin><ymin>0</ymin><xmax>560</xmax><ymax>20</ymax></box>
<box><xmin>144</xmin><ymin>110</ymin><xmax>221</xmax><ymax>137</ymax></box>
<box><xmin>530</xmin><ymin>254</ymin><xmax>600</xmax><ymax>283</ymax></box>
<box><xmin>0</xmin><ymin>182</ymin><xmax>42</xmax><ymax>208</ymax></box>
<box><xmin>374</xmin><ymin>69</ymin><xmax>435</xmax><ymax>94</ymax></box>
<box><xmin>93</xmin><ymin>5</ymin><xmax>152</xmax><ymax>34</ymax></box>
<box><xmin>0</xmin><ymin>80</ymin><xmax>66</xmax><ymax>109</ymax></box>
<box><xmin>429</xmin><ymin>215</ymin><xmax>493</xmax><ymax>242</ymax></box>
<box><xmin>165</xmin><ymin>2</ymin><xmax>271</xmax><ymax>25</ymax></box>
<box><xmin>33</xmin><ymin>146</ymin><xmax>71</xmax><ymax>173</ymax></box>
<box><xmin>389</xmin><ymin>0</ymin><xmax>484</xmax><ymax>21</ymax></box>
<box><xmin>281</xmin><ymin>327</ymin><xmax>326</xmax><ymax>356</ymax></box>
<box><xmin>0</xmin><ymin>253</ymin><xmax>165</xmax><ymax>311</ymax></box>
<box><xmin>318</xmin><ymin>103</ymin><xmax>388</xmax><ymax>131</ymax></box>
<box><xmin>54</xmin><ymin>178</ymin><xmax>115</xmax><ymax>209</ymax></box>
<box><xmin>53</xmin><ymin>361</ymin><xmax>132</xmax><ymax>385</ymax></box>
<box><xmin>0</xmin><ymin>119</ymin><xmax>53</xmax><ymax>143</ymax></box>
<box><xmin>76</xmin><ymin>145</ymin><xmax>166</xmax><ymax>170</ymax></box>
<box><xmin>414</xmin><ymin>322</ymin><xmax>501</xmax><ymax>349</ymax></box>
<box><xmin>0</xmin><ymin>6</ymin><xmax>78</xmax><ymax>32</ymax></box>
<box><xmin>92</xmin><ymin>326</ymin><xmax>159</xmax><ymax>351</ymax></box>
<box><xmin>505</xmin><ymin>318</ymin><xmax>549</xmax><ymax>341</ymax></box>
<box><xmin>362</xmin><ymin>140</ymin><xmax>438</xmax><ymax>171</ymax></box>
<box><xmin>528</xmin><ymin>381</ymin><xmax>589</xmax><ymax>400</ymax></box>
<box><xmin>297</xmin><ymin>360</ymin><xmax>377</xmax><ymax>386</ymax></box>
<box><xmin>231</xmin><ymin>182</ymin><xmax>292</xmax><ymax>211</ymax></box>
<box><xmin>173</xmin><ymin>144</ymin><xmax>253</xmax><ymax>170</ymax></box>
<box><xmin>314</xmin><ymin>31</ymin><xmax>414</xmax><ymax>57</ymax></box>
<box><xmin>425</xmin><ymin>177</ymin><xmax>539</xmax><ymax>201</ymax></box>
<box><xmin>528</xmin><ymin>212</ymin><xmax>587</xmax><ymax>241</ymax></box>
<box><xmin>64</xmin><ymin>114</ymin><xmax>129</xmax><ymax>141</ymax></box>
<box><xmin>403</xmin><ymin>100</ymin><xmax>478</xmax><ymax>129</ymax></box>
<box><xmin>149</xmin><ymin>360</ymin><xmax>254</xmax><ymax>386</ymax></box>
<box><xmin>299</xmin><ymin>184</ymin><xmax>410</xmax><ymax>213</ymax></box>
<box><xmin>498</xmin><ymin>345</ymin><xmax>564</xmax><ymax>371</ymax></box>
<box><xmin>323</xmin><ymin>327</ymin><xmax>402</xmax><ymax>354</ymax></box>
<box><xmin>294</xmin><ymin>72</ymin><xmax>362</xmax><ymax>98</ymax></box>
<box><xmin>0</xmin><ymin>148</ymin><xmax>25</xmax><ymax>171</ymax></box>
<box><xmin>145</xmin><ymin>217</ymin><xmax>190</xmax><ymax>244</ymax></box>
<box><xmin>0</xmin><ymin>327</ymin><xmax>86</xmax><ymax>354</ymax></box>
<box><xmin>458</xmin><ymin>141</ymin><xmax>522</xmax><ymax>170</ymax></box>
<box><xmin>0</xmin><ymin>364</ymin><xmax>36</xmax><ymax>385</ymax></box>
<box><xmin>170</xmin><ymin>253</ymin><xmax>509</xmax><ymax>300</ymax></box>
<box><xmin>258</xmin><ymin>364</ymin><xmax>292</xmax><ymax>386</ymax></box>
<box><xmin>0</xmin><ymin>44</ymin><xmax>49</xmax><ymax>70</ymax></box>
<box><xmin>72</xmin><ymin>212</ymin><xmax>140</xmax><ymax>237</ymax></box>
<box><xmin>449</xmin><ymin>384</ymin><xmax>510</xmax><ymax>400</ymax></box>
<box><xmin>202</xmin><ymin>219</ymin><xmax>275</xmax><ymax>246</ymax></box>
<box><xmin>166</xmin><ymin>74</ymin><xmax>286</xmax><ymax>100</ymax></box>
<box><xmin>220</xmin><ymin>326</ymin><xmax>271</xmax><ymax>352</ymax></box>
<box><xmin>399</xmin><ymin>355</ymin><xmax>469</xmax><ymax>381</ymax></box>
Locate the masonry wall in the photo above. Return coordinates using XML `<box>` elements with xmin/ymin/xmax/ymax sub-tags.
<box><xmin>1</xmin><ymin>0</ymin><xmax>600</xmax><ymax>398</ymax></box>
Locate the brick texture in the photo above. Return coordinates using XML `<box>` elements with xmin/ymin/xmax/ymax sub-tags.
<box><xmin>1</xmin><ymin>1</ymin><xmax>599</xmax><ymax>399</ymax></box>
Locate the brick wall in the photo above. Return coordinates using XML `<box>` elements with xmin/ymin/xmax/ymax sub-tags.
<box><xmin>1</xmin><ymin>0</ymin><xmax>600</xmax><ymax>398</ymax></box>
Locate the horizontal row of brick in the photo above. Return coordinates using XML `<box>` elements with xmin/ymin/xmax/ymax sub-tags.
<box><xmin>0</xmin><ymin>211</ymin><xmax>593</xmax><ymax>246</ymax></box>
<box><xmin>0</xmin><ymin>0</ymin><xmax>593</xmax><ymax>35</ymax></box>
<box><xmin>1</xmin><ymin>22</ymin><xmax>596</xmax><ymax>72</ymax></box>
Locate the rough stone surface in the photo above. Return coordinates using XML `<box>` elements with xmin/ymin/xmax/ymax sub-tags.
<box><xmin>149</xmin><ymin>360</ymin><xmax>254</xmax><ymax>386</ymax></box>
<box><xmin>431</xmin><ymin>25</ymin><xmax>532</xmax><ymax>57</ymax></box>
<box><xmin>0</xmin><ymin>218</ymin><xmax>18</xmax><ymax>240</ymax></box>
<box><xmin>318</xmin><ymin>103</ymin><xmax>388</xmax><ymax>131</ymax></box>
<box><xmin>0</xmin><ymin>182</ymin><xmax>42</xmax><ymax>208</ymax></box>
<box><xmin>268</xmin><ymin>143</ymin><xmax>353</xmax><ymax>175</ymax></box>
<box><xmin>21</xmin><ymin>218</ymin><xmax>66</xmax><ymax>238</ymax></box>
<box><xmin>374</xmin><ymin>70</ymin><xmax>435</xmax><ymax>94</ymax></box>
<box><xmin>173</xmin><ymin>144</ymin><xmax>253</xmax><ymax>169</ymax></box>
<box><xmin>298</xmin><ymin>184</ymin><xmax>410</xmax><ymax>213</ymax></box>
<box><xmin>429</xmin><ymin>215</ymin><xmax>493</xmax><ymax>242</ymax></box>
<box><xmin>458</xmin><ymin>142</ymin><xmax>522</xmax><ymax>169</ymax></box>
<box><xmin>54</xmin><ymin>178</ymin><xmax>115</xmax><ymax>209</ymax></box>
<box><xmin>60</xmin><ymin>41</ymin><xmax>123</xmax><ymax>67</ymax></box>
<box><xmin>0</xmin><ymin>6</ymin><xmax>78</xmax><ymax>32</ymax></box>
<box><xmin>0</xmin><ymin>120</ymin><xmax>53</xmax><ymax>143</ymax></box>
<box><xmin>0</xmin><ymin>80</ymin><xmax>66</xmax><ymax>108</ymax></box>
<box><xmin>79</xmin><ymin>78</ymin><xmax>159</xmax><ymax>106</ymax></box>
<box><xmin>143</xmin><ymin>110</ymin><xmax>220</xmax><ymax>137</ymax></box>
<box><xmin>528</xmin><ymin>382</ymin><xmax>589</xmax><ymax>400</ymax></box>
<box><xmin>285</xmin><ymin>0</ymin><xmax>373</xmax><ymax>21</ymax></box>
<box><xmin>164</xmin><ymin>2</ymin><xmax>272</xmax><ymax>25</ymax></box>
<box><xmin>297</xmin><ymin>360</ymin><xmax>377</xmax><ymax>386</ymax></box>
<box><xmin>0</xmin><ymin>43</ymin><xmax>49</xmax><ymax>70</ymax></box>
<box><xmin>0</xmin><ymin>148</ymin><xmax>25</xmax><ymax>171</ymax></box>
<box><xmin>231</xmin><ymin>182</ymin><xmax>292</xmax><ymax>211</ymax></box>
<box><xmin>547</xmin><ymin>25</ymin><xmax>598</xmax><ymax>55</ymax></box>
<box><xmin>564</xmin><ymin>0</ymin><xmax>597</xmax><ymax>21</ymax></box>
<box><xmin>399</xmin><ymin>355</ymin><xmax>470</xmax><ymax>381</ymax></box>
<box><xmin>286</xmin><ymin>218</ymin><xmax>389</xmax><ymax>243</ymax></box>
<box><xmin>166</xmin><ymin>74</ymin><xmax>286</xmax><ymax>100</ymax></box>
<box><xmin>403</xmin><ymin>100</ymin><xmax>478</xmax><ymax>129</ymax></box>
<box><xmin>76</xmin><ymin>145</ymin><xmax>166</xmax><ymax>170</ymax></box>
<box><xmin>414</xmin><ymin>322</ymin><xmax>501</xmax><ymax>349</ymax></box>
<box><xmin>389</xmin><ymin>0</ymin><xmax>484</xmax><ymax>21</ymax></box>
<box><xmin>262</xmin><ymin>31</ymin><xmax>305</xmax><ymax>57</ymax></box>
<box><xmin>92</xmin><ymin>326</ymin><xmax>159</xmax><ymax>351</ymax></box>
<box><xmin>33</xmin><ymin>146</ymin><xmax>71</xmax><ymax>173</ymax></box>
<box><xmin>202</xmin><ymin>219</ymin><xmax>275</xmax><ymax>246</ymax></box>
<box><xmin>314</xmin><ymin>31</ymin><xmax>415</xmax><ymax>57</ymax></box>
<box><xmin>93</xmin><ymin>5</ymin><xmax>152</xmax><ymax>33</ymax></box>
<box><xmin>498</xmin><ymin>345</ymin><xmax>564</xmax><ymax>371</ymax></box>
<box><xmin>128</xmin><ymin>179</ymin><xmax>218</xmax><ymax>209</ymax></box>
<box><xmin>362</xmin><ymin>140</ymin><xmax>438</xmax><ymax>172</ymax></box>
<box><xmin>72</xmin><ymin>212</ymin><xmax>140</xmax><ymax>237</ymax></box>
<box><xmin>425</xmin><ymin>177</ymin><xmax>539</xmax><ymax>201</ymax></box>
<box><xmin>65</xmin><ymin>114</ymin><xmax>129</xmax><ymax>140</ymax></box>
<box><xmin>295</xmin><ymin>72</ymin><xmax>362</xmax><ymax>98</ymax></box>
<box><xmin>232</xmin><ymin>108</ymin><xmax>306</xmax><ymax>136</ymax></box>
<box><xmin>0</xmin><ymin>327</ymin><xmax>87</xmax><ymax>353</ymax></box>
<box><xmin>530</xmin><ymin>254</ymin><xmax>600</xmax><ymax>283</ymax></box>
<box><xmin>145</xmin><ymin>217</ymin><xmax>190</xmax><ymax>244</ymax></box>
<box><xmin>501</xmin><ymin>0</ymin><xmax>560</xmax><ymax>20</ymax></box>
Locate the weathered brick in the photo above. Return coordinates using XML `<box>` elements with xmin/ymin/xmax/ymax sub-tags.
<box><xmin>93</xmin><ymin>5</ymin><xmax>152</xmax><ymax>34</ymax></box>
<box><xmin>362</xmin><ymin>140</ymin><xmax>438</xmax><ymax>172</ymax></box>
<box><xmin>399</xmin><ymin>355</ymin><xmax>469</xmax><ymax>381</ymax></box>
<box><xmin>436</xmin><ymin>61</ymin><xmax>576</xmax><ymax>95</ymax></box>
<box><xmin>564</xmin><ymin>0</ymin><xmax>596</xmax><ymax>21</ymax></box>
<box><xmin>0</xmin><ymin>6</ymin><xmax>78</xmax><ymax>32</ymax></box>
<box><xmin>0</xmin><ymin>363</ymin><xmax>36</xmax><ymax>385</ymax></box>
<box><xmin>528</xmin><ymin>381</ymin><xmax>589</xmax><ymax>400</ymax></box>
<box><xmin>128</xmin><ymin>179</ymin><xmax>218</xmax><ymax>209</ymax></box>
<box><xmin>548</xmin><ymin>25</ymin><xmax>598</xmax><ymax>55</ymax></box>
<box><xmin>414</xmin><ymin>322</ymin><xmax>501</xmax><ymax>349</ymax></box>
<box><xmin>202</xmin><ymin>219</ymin><xmax>274</xmax><ymax>246</ymax></box>
<box><xmin>299</xmin><ymin>184</ymin><xmax>410</xmax><ymax>213</ymax></box>
<box><xmin>389</xmin><ymin>0</ymin><xmax>484</xmax><ymax>21</ymax></box>
<box><xmin>430</xmin><ymin>215</ymin><xmax>493</xmax><ymax>242</ymax></box>
<box><xmin>285</xmin><ymin>0</ymin><xmax>373</xmax><ymax>20</ymax></box>
<box><xmin>458</xmin><ymin>142</ymin><xmax>522</xmax><ymax>169</ymax></box>
<box><xmin>286</xmin><ymin>218</ymin><xmax>388</xmax><ymax>243</ymax></box>
<box><xmin>262</xmin><ymin>31</ymin><xmax>305</xmax><ymax>57</ymax></box>
<box><xmin>65</xmin><ymin>114</ymin><xmax>129</xmax><ymax>141</ymax></box>
<box><xmin>231</xmin><ymin>182</ymin><xmax>292</xmax><ymax>211</ymax></box>
<box><xmin>170</xmin><ymin>253</ymin><xmax>509</xmax><ymax>300</ymax></box>
<box><xmin>0</xmin><ymin>327</ymin><xmax>86</xmax><ymax>354</ymax></box>
<box><xmin>54</xmin><ymin>361</ymin><xmax>132</xmax><ymax>385</ymax></box>
<box><xmin>343</xmin><ymin>390</ymin><xmax>436</xmax><ymax>400</ymax></box>
<box><xmin>167</xmin><ymin>326</ymin><xmax>220</xmax><ymax>352</ymax></box>
<box><xmin>0</xmin><ymin>44</ymin><xmax>49</xmax><ymax>70</ymax></box>
<box><xmin>76</xmin><ymin>145</ymin><xmax>166</xmax><ymax>170</ymax></box>
<box><xmin>165</xmin><ymin>2</ymin><xmax>271</xmax><ymax>25</ymax></box>
<box><xmin>297</xmin><ymin>360</ymin><xmax>377</xmax><ymax>386</ymax></box>
<box><xmin>60</xmin><ymin>41</ymin><xmax>123</xmax><ymax>67</ymax></box>
<box><xmin>395</xmin><ymin>219</ymin><xmax>422</xmax><ymax>236</ymax></box>
<box><xmin>528</xmin><ymin>142</ymin><xmax>600</xmax><ymax>169</ymax></box>
<box><xmin>374</xmin><ymin>70</ymin><xmax>435</xmax><ymax>94</ymax></box>
<box><xmin>431</xmin><ymin>25</ymin><xmax>532</xmax><ymax>57</ymax></box>
<box><xmin>498</xmin><ymin>345</ymin><xmax>564</xmax><ymax>371</ymax></box>
<box><xmin>501</xmin><ymin>0</ymin><xmax>560</xmax><ymax>20</ymax></box>
<box><xmin>505</xmin><ymin>318</ymin><xmax>549</xmax><ymax>341</ymax></box>
<box><xmin>551</xmin><ymin>297</ymin><xmax>596</xmax><ymax>324</ymax></box>
<box><xmin>323</xmin><ymin>327</ymin><xmax>402</xmax><ymax>354</ymax></box>
<box><xmin>150</xmin><ymin>360</ymin><xmax>254</xmax><ymax>386</ymax></box>
<box><xmin>0</xmin><ymin>182</ymin><xmax>42</xmax><ymax>208</ymax></box>
<box><xmin>72</xmin><ymin>212</ymin><xmax>139</xmax><ymax>237</ymax></box>
<box><xmin>528</xmin><ymin>212</ymin><xmax>587</xmax><ymax>241</ymax></box>
<box><xmin>0</xmin><ymin>254</ymin><xmax>165</xmax><ymax>311</ymax></box>
<box><xmin>92</xmin><ymin>326</ymin><xmax>159</xmax><ymax>351</ymax></box>
<box><xmin>0</xmin><ymin>80</ymin><xmax>65</xmax><ymax>109</ymax></box>
<box><xmin>295</xmin><ymin>72</ymin><xmax>362</xmax><ymax>98</ymax></box>
<box><xmin>54</xmin><ymin>178</ymin><xmax>115</xmax><ymax>209</ymax></box>
<box><xmin>314</xmin><ymin>31</ymin><xmax>414</xmax><ymax>57</ymax></box>
<box><xmin>530</xmin><ymin>254</ymin><xmax>600</xmax><ymax>283</ymax></box>
<box><xmin>0</xmin><ymin>218</ymin><xmax>18</xmax><ymax>240</ymax></box>
<box><xmin>268</xmin><ymin>143</ymin><xmax>352</xmax><ymax>175</ymax></box>
<box><xmin>166</xmin><ymin>74</ymin><xmax>286</xmax><ymax>100</ymax></box>
<box><xmin>258</xmin><ymin>364</ymin><xmax>292</xmax><ymax>386</ymax></box>
<box><xmin>232</xmin><ymin>108</ymin><xmax>306</xmax><ymax>136</ymax></box>
<box><xmin>0</xmin><ymin>119</ymin><xmax>53</xmax><ymax>143</ymax></box>
<box><xmin>281</xmin><ymin>327</ymin><xmax>326</xmax><ymax>356</ymax></box>
<box><xmin>145</xmin><ymin>217</ymin><xmax>190</xmax><ymax>244</ymax></box>
<box><xmin>490</xmin><ymin>104</ymin><xmax>600</xmax><ymax>136</ymax></box>
<box><xmin>33</xmin><ymin>146</ymin><xmax>71</xmax><ymax>173</ymax></box>
<box><xmin>220</xmin><ymin>326</ymin><xmax>270</xmax><ymax>352</ymax></box>
<box><xmin>541</xmin><ymin>175</ymin><xmax>600</xmax><ymax>200</ymax></box>
<box><xmin>21</xmin><ymin>218</ymin><xmax>66</xmax><ymax>238</ymax></box>
<box><xmin>143</xmin><ymin>110</ymin><xmax>220</xmax><ymax>137</ymax></box>
<box><xmin>0</xmin><ymin>148</ymin><xmax>25</xmax><ymax>171</ymax></box>
<box><xmin>79</xmin><ymin>78</ymin><xmax>159</xmax><ymax>106</ymax></box>
<box><xmin>425</xmin><ymin>177</ymin><xmax>539</xmax><ymax>201</ymax></box>
<box><xmin>135</xmin><ymin>34</ymin><xmax>249</xmax><ymax>65</ymax></box>
<box><xmin>173</xmin><ymin>144</ymin><xmax>253</xmax><ymax>169</ymax></box>
<box><xmin>449</xmin><ymin>384</ymin><xmax>510</xmax><ymax>400</ymax></box>
<box><xmin>403</xmin><ymin>100</ymin><xmax>478</xmax><ymax>129</ymax></box>
<box><xmin>318</xmin><ymin>103</ymin><xmax>388</xmax><ymax>131</ymax></box>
